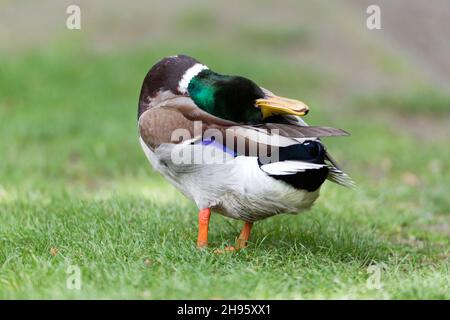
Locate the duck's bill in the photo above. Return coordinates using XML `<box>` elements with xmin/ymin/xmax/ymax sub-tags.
<box><xmin>255</xmin><ymin>95</ymin><xmax>309</xmax><ymax>119</ymax></box>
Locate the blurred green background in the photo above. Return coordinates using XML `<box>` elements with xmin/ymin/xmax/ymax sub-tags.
<box><xmin>0</xmin><ymin>0</ymin><xmax>449</xmax><ymax>299</ymax></box>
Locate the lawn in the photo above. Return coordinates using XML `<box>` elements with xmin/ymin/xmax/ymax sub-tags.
<box><xmin>0</xmin><ymin>2</ymin><xmax>449</xmax><ymax>299</ymax></box>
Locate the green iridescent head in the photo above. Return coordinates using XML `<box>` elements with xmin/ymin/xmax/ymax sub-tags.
<box><xmin>187</xmin><ymin>69</ymin><xmax>267</xmax><ymax>123</ymax></box>
<box><xmin>138</xmin><ymin>55</ymin><xmax>309</xmax><ymax>123</ymax></box>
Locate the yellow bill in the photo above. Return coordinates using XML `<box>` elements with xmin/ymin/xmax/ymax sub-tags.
<box><xmin>255</xmin><ymin>95</ymin><xmax>309</xmax><ymax>119</ymax></box>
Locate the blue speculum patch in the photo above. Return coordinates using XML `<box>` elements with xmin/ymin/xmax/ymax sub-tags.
<box><xmin>200</xmin><ymin>138</ymin><xmax>237</xmax><ymax>157</ymax></box>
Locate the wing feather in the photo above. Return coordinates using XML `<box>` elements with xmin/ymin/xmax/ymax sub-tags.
<box><xmin>260</xmin><ymin>161</ymin><xmax>326</xmax><ymax>175</ymax></box>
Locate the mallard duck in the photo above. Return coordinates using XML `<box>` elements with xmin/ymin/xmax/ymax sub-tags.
<box><xmin>138</xmin><ymin>54</ymin><xmax>353</xmax><ymax>251</ymax></box>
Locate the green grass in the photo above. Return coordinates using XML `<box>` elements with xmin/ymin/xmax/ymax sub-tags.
<box><xmin>237</xmin><ymin>25</ymin><xmax>311</xmax><ymax>49</ymax></box>
<box><xmin>353</xmin><ymin>89</ymin><xmax>450</xmax><ymax>115</ymax></box>
<box><xmin>0</xmin><ymin>42</ymin><xmax>449</xmax><ymax>299</ymax></box>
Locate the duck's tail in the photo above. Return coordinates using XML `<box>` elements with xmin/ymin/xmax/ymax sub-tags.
<box><xmin>325</xmin><ymin>152</ymin><xmax>355</xmax><ymax>188</ymax></box>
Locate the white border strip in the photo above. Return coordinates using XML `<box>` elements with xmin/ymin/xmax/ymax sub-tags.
<box><xmin>178</xmin><ymin>63</ymin><xmax>209</xmax><ymax>94</ymax></box>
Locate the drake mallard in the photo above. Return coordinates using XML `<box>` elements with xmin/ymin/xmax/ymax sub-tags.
<box><xmin>138</xmin><ymin>54</ymin><xmax>353</xmax><ymax>251</ymax></box>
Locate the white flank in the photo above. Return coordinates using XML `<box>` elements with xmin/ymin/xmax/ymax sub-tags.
<box><xmin>260</xmin><ymin>161</ymin><xmax>325</xmax><ymax>175</ymax></box>
<box><xmin>139</xmin><ymin>138</ymin><xmax>321</xmax><ymax>221</ymax></box>
<box><xmin>178</xmin><ymin>63</ymin><xmax>209</xmax><ymax>94</ymax></box>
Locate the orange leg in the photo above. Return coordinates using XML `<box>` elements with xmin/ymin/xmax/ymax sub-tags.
<box><xmin>215</xmin><ymin>221</ymin><xmax>253</xmax><ymax>253</ymax></box>
<box><xmin>236</xmin><ymin>221</ymin><xmax>253</xmax><ymax>249</ymax></box>
<box><xmin>197</xmin><ymin>208</ymin><xmax>211</xmax><ymax>248</ymax></box>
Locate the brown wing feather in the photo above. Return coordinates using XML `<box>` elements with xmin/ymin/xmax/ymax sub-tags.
<box><xmin>139</xmin><ymin>108</ymin><xmax>197</xmax><ymax>149</ymax></box>
<box><xmin>139</xmin><ymin>108</ymin><xmax>282</xmax><ymax>156</ymax></box>
<box><xmin>256</xmin><ymin>123</ymin><xmax>349</xmax><ymax>138</ymax></box>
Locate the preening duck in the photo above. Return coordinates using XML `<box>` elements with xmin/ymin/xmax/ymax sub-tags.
<box><xmin>138</xmin><ymin>54</ymin><xmax>353</xmax><ymax>251</ymax></box>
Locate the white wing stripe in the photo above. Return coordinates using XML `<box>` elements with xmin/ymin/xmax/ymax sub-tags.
<box><xmin>260</xmin><ymin>161</ymin><xmax>325</xmax><ymax>175</ymax></box>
